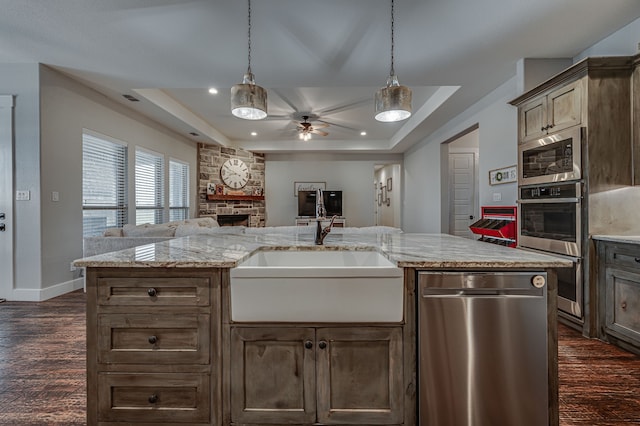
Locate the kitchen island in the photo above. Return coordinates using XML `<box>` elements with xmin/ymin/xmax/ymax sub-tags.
<box><xmin>75</xmin><ymin>232</ymin><xmax>571</xmax><ymax>426</ymax></box>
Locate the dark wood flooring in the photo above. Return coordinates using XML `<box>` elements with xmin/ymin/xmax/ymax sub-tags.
<box><xmin>0</xmin><ymin>290</ymin><xmax>639</xmax><ymax>425</ymax></box>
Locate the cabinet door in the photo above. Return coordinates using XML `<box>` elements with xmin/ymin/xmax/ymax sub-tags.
<box><xmin>519</xmin><ymin>96</ymin><xmax>547</xmax><ymax>142</ymax></box>
<box><xmin>316</xmin><ymin>327</ymin><xmax>403</xmax><ymax>425</ymax></box>
<box><xmin>605</xmin><ymin>267</ymin><xmax>640</xmax><ymax>343</ymax></box>
<box><xmin>230</xmin><ymin>327</ymin><xmax>316</xmax><ymax>424</ymax></box>
<box><xmin>547</xmin><ymin>79</ymin><xmax>582</xmax><ymax>134</ymax></box>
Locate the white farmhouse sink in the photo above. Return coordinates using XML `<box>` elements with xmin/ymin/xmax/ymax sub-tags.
<box><xmin>230</xmin><ymin>249</ymin><xmax>404</xmax><ymax>322</ymax></box>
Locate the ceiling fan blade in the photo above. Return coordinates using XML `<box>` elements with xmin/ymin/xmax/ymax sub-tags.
<box><xmin>317</xmin><ymin>119</ymin><xmax>359</xmax><ymax>132</ymax></box>
<box><xmin>315</xmin><ymin>98</ymin><xmax>371</xmax><ymax>116</ymax></box>
<box><xmin>311</xmin><ymin>129</ymin><xmax>329</xmax><ymax>137</ymax></box>
<box><xmin>310</xmin><ymin>122</ymin><xmax>329</xmax><ymax>129</ymax></box>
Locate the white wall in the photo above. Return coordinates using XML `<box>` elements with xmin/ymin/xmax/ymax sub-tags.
<box><xmin>575</xmin><ymin>17</ymin><xmax>640</xmax><ymax>61</ymax></box>
<box><xmin>265</xmin><ymin>153</ymin><xmax>402</xmax><ymax>227</ymax></box>
<box><xmin>374</xmin><ymin>164</ymin><xmax>401</xmax><ymax>228</ymax></box>
<box><xmin>0</xmin><ymin>64</ymin><xmax>43</xmax><ymax>299</ymax></box>
<box><xmin>403</xmin><ymin>78</ymin><xmax>518</xmax><ymax>233</ymax></box>
<box><xmin>2</xmin><ymin>65</ymin><xmax>199</xmax><ymax>301</ymax></box>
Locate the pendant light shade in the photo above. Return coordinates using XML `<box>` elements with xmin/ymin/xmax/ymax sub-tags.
<box><xmin>375</xmin><ymin>0</ymin><xmax>411</xmax><ymax>122</ymax></box>
<box><xmin>231</xmin><ymin>0</ymin><xmax>267</xmax><ymax>120</ymax></box>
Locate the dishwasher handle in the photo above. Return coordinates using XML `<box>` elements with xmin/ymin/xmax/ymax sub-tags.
<box><xmin>422</xmin><ymin>287</ymin><xmax>544</xmax><ymax>297</ymax></box>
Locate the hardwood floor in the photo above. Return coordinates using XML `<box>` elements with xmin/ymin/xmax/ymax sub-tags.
<box><xmin>0</xmin><ymin>290</ymin><xmax>638</xmax><ymax>425</ymax></box>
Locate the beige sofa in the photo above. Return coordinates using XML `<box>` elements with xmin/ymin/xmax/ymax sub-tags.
<box><xmin>82</xmin><ymin>217</ymin><xmax>224</xmax><ymax>256</ymax></box>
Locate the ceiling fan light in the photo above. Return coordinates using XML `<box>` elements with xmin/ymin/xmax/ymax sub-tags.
<box><xmin>375</xmin><ymin>81</ymin><xmax>412</xmax><ymax>122</ymax></box>
<box><xmin>231</xmin><ymin>72</ymin><xmax>267</xmax><ymax>120</ymax></box>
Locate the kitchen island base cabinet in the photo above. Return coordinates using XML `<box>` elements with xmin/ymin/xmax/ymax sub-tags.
<box><xmin>85</xmin><ymin>268</ymin><xmax>222</xmax><ymax>425</ymax></box>
<box><xmin>230</xmin><ymin>326</ymin><xmax>403</xmax><ymax>425</ymax></box>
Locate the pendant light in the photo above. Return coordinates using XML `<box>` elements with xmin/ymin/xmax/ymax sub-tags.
<box><xmin>374</xmin><ymin>0</ymin><xmax>411</xmax><ymax>122</ymax></box>
<box><xmin>231</xmin><ymin>0</ymin><xmax>267</xmax><ymax>120</ymax></box>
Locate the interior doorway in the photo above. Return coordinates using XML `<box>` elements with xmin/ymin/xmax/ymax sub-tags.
<box><xmin>440</xmin><ymin>125</ymin><xmax>479</xmax><ymax>239</ymax></box>
<box><xmin>374</xmin><ymin>163</ymin><xmax>401</xmax><ymax>228</ymax></box>
<box><xmin>0</xmin><ymin>96</ymin><xmax>15</xmax><ymax>301</ymax></box>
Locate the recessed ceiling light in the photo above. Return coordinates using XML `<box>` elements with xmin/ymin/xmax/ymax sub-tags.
<box><xmin>251</xmin><ymin>132</ymin><xmax>257</xmax><ymax>136</ymax></box>
<box><xmin>208</xmin><ymin>88</ymin><xmax>218</xmax><ymax>95</ymax></box>
<box><xmin>360</xmin><ymin>131</ymin><xmax>367</xmax><ymax>136</ymax></box>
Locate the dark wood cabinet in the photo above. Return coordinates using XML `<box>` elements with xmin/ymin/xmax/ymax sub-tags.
<box><xmin>230</xmin><ymin>326</ymin><xmax>403</xmax><ymax>425</ymax></box>
<box><xmin>596</xmin><ymin>240</ymin><xmax>640</xmax><ymax>355</ymax></box>
<box><xmin>86</xmin><ymin>268</ymin><xmax>222</xmax><ymax>425</ymax></box>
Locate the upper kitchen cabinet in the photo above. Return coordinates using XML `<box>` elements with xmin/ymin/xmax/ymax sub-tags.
<box><xmin>518</xmin><ymin>79</ymin><xmax>583</xmax><ymax>143</ymax></box>
<box><xmin>633</xmin><ymin>54</ymin><xmax>640</xmax><ymax>184</ymax></box>
<box><xmin>511</xmin><ymin>56</ymin><xmax>634</xmax><ymax>192</ymax></box>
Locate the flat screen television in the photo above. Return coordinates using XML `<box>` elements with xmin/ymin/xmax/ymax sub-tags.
<box><xmin>297</xmin><ymin>190</ymin><xmax>342</xmax><ymax>217</ymax></box>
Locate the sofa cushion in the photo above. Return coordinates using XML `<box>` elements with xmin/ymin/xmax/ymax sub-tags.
<box><xmin>103</xmin><ymin>227</ymin><xmax>124</xmax><ymax>237</ymax></box>
<box><xmin>184</xmin><ymin>217</ymin><xmax>219</xmax><ymax>227</ymax></box>
<box><xmin>122</xmin><ymin>223</ymin><xmax>176</xmax><ymax>237</ymax></box>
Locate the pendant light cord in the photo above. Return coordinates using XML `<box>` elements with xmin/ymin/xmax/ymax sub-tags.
<box><xmin>390</xmin><ymin>0</ymin><xmax>395</xmax><ymax>77</ymax></box>
<box><xmin>247</xmin><ymin>0</ymin><xmax>252</xmax><ymax>75</ymax></box>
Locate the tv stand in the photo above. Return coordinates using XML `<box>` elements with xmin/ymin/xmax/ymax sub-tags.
<box><xmin>295</xmin><ymin>217</ymin><xmax>346</xmax><ymax>227</ymax></box>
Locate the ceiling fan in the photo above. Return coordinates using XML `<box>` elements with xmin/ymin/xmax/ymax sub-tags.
<box><xmin>297</xmin><ymin>115</ymin><xmax>328</xmax><ymax>141</ymax></box>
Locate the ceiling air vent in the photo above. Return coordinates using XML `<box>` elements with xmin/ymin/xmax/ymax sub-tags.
<box><xmin>122</xmin><ymin>94</ymin><xmax>139</xmax><ymax>102</ymax></box>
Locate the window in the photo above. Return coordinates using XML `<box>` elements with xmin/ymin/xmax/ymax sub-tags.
<box><xmin>82</xmin><ymin>132</ymin><xmax>127</xmax><ymax>237</ymax></box>
<box><xmin>135</xmin><ymin>148</ymin><xmax>165</xmax><ymax>225</ymax></box>
<box><xmin>169</xmin><ymin>159</ymin><xmax>189</xmax><ymax>221</ymax></box>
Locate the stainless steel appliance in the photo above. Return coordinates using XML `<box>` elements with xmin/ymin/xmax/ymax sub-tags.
<box><xmin>518</xmin><ymin>126</ymin><xmax>582</xmax><ymax>186</ymax></box>
<box><xmin>518</xmin><ymin>181</ymin><xmax>581</xmax><ymax>257</ymax></box>
<box><xmin>518</xmin><ymin>181</ymin><xmax>583</xmax><ymax>317</ymax></box>
<box><xmin>418</xmin><ymin>271</ymin><xmax>548</xmax><ymax>426</ymax></box>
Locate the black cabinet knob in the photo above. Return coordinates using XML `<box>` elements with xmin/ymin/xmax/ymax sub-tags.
<box><xmin>147</xmin><ymin>288</ymin><xmax>157</xmax><ymax>297</ymax></box>
<box><xmin>148</xmin><ymin>394</ymin><xmax>158</xmax><ymax>404</ymax></box>
<box><xmin>318</xmin><ymin>341</ymin><xmax>327</xmax><ymax>350</ymax></box>
<box><xmin>304</xmin><ymin>340</ymin><xmax>313</xmax><ymax>349</ymax></box>
<box><xmin>634</xmin><ymin>257</ymin><xmax>640</xmax><ymax>263</ymax></box>
<box><xmin>148</xmin><ymin>335</ymin><xmax>158</xmax><ymax>344</ymax></box>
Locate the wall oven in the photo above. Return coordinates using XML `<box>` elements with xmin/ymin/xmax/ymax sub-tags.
<box><xmin>518</xmin><ymin>126</ymin><xmax>582</xmax><ymax>186</ymax></box>
<box><xmin>518</xmin><ymin>181</ymin><xmax>583</xmax><ymax>318</ymax></box>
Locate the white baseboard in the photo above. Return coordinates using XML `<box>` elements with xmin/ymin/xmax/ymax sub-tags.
<box><xmin>10</xmin><ymin>278</ymin><xmax>85</xmax><ymax>302</ymax></box>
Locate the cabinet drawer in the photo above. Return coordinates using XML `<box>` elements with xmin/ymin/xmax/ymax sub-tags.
<box><xmin>605</xmin><ymin>268</ymin><xmax>640</xmax><ymax>341</ymax></box>
<box><xmin>98</xmin><ymin>372</ymin><xmax>210</xmax><ymax>423</ymax></box>
<box><xmin>98</xmin><ymin>314</ymin><xmax>210</xmax><ymax>364</ymax></box>
<box><xmin>97</xmin><ymin>276</ymin><xmax>210</xmax><ymax>307</ymax></box>
<box><xmin>606</xmin><ymin>245</ymin><xmax>640</xmax><ymax>270</ymax></box>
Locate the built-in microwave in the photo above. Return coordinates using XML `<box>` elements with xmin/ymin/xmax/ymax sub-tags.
<box><xmin>518</xmin><ymin>126</ymin><xmax>582</xmax><ymax>186</ymax></box>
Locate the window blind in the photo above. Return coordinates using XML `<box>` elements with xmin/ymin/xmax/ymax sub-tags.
<box><xmin>82</xmin><ymin>133</ymin><xmax>128</xmax><ymax>237</ymax></box>
<box><xmin>135</xmin><ymin>148</ymin><xmax>165</xmax><ymax>225</ymax></box>
<box><xmin>169</xmin><ymin>159</ymin><xmax>189</xmax><ymax>221</ymax></box>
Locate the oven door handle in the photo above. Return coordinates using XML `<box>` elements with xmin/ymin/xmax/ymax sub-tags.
<box><xmin>517</xmin><ymin>197</ymin><xmax>580</xmax><ymax>204</ymax></box>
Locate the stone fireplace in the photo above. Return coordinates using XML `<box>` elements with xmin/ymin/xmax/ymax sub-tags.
<box><xmin>198</xmin><ymin>144</ymin><xmax>266</xmax><ymax>227</ymax></box>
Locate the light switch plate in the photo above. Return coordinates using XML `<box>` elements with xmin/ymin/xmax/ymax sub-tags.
<box><xmin>52</xmin><ymin>191</ymin><xmax>59</xmax><ymax>202</ymax></box>
<box><xmin>492</xmin><ymin>192</ymin><xmax>502</xmax><ymax>202</ymax></box>
<box><xmin>16</xmin><ymin>190</ymin><xmax>30</xmax><ymax>201</ymax></box>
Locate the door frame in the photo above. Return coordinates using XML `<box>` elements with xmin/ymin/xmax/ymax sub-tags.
<box><xmin>440</xmin><ymin>124</ymin><xmax>480</xmax><ymax>236</ymax></box>
<box><xmin>0</xmin><ymin>95</ymin><xmax>15</xmax><ymax>300</ymax></box>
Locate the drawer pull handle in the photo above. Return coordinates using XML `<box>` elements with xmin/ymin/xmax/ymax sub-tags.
<box><xmin>621</xmin><ymin>301</ymin><xmax>627</xmax><ymax>310</ymax></box>
<box><xmin>148</xmin><ymin>335</ymin><xmax>158</xmax><ymax>344</ymax></box>
<box><xmin>635</xmin><ymin>257</ymin><xmax>640</xmax><ymax>263</ymax></box>
<box><xmin>148</xmin><ymin>394</ymin><xmax>158</xmax><ymax>404</ymax></box>
<box><xmin>304</xmin><ymin>340</ymin><xmax>313</xmax><ymax>349</ymax></box>
<box><xmin>318</xmin><ymin>341</ymin><xmax>327</xmax><ymax>350</ymax></box>
<box><xmin>147</xmin><ymin>288</ymin><xmax>157</xmax><ymax>297</ymax></box>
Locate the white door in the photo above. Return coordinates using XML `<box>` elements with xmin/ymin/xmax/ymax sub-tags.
<box><xmin>0</xmin><ymin>96</ymin><xmax>14</xmax><ymax>300</ymax></box>
<box><xmin>449</xmin><ymin>152</ymin><xmax>477</xmax><ymax>238</ymax></box>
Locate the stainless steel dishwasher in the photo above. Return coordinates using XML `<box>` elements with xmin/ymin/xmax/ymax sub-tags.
<box><xmin>418</xmin><ymin>271</ymin><xmax>548</xmax><ymax>426</ymax></box>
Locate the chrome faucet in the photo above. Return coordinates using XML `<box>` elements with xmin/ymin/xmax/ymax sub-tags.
<box><xmin>314</xmin><ymin>188</ymin><xmax>336</xmax><ymax>245</ymax></box>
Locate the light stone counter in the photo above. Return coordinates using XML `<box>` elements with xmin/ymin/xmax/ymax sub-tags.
<box><xmin>592</xmin><ymin>235</ymin><xmax>640</xmax><ymax>245</ymax></box>
<box><xmin>74</xmin><ymin>232</ymin><xmax>572</xmax><ymax>269</ymax></box>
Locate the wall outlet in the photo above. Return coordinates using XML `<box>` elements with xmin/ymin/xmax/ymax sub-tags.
<box><xmin>69</xmin><ymin>262</ymin><xmax>77</xmax><ymax>272</ymax></box>
<box><xmin>15</xmin><ymin>190</ymin><xmax>30</xmax><ymax>201</ymax></box>
<box><xmin>492</xmin><ymin>192</ymin><xmax>502</xmax><ymax>202</ymax></box>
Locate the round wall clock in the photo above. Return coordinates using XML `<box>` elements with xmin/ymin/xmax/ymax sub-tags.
<box><xmin>220</xmin><ymin>158</ymin><xmax>249</xmax><ymax>189</ymax></box>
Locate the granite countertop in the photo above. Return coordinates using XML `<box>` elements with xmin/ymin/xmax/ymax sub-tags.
<box><xmin>74</xmin><ymin>232</ymin><xmax>573</xmax><ymax>269</ymax></box>
<box><xmin>591</xmin><ymin>235</ymin><xmax>640</xmax><ymax>244</ymax></box>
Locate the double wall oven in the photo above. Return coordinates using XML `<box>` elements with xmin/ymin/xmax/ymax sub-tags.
<box><xmin>518</xmin><ymin>126</ymin><xmax>584</xmax><ymax>319</ymax></box>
